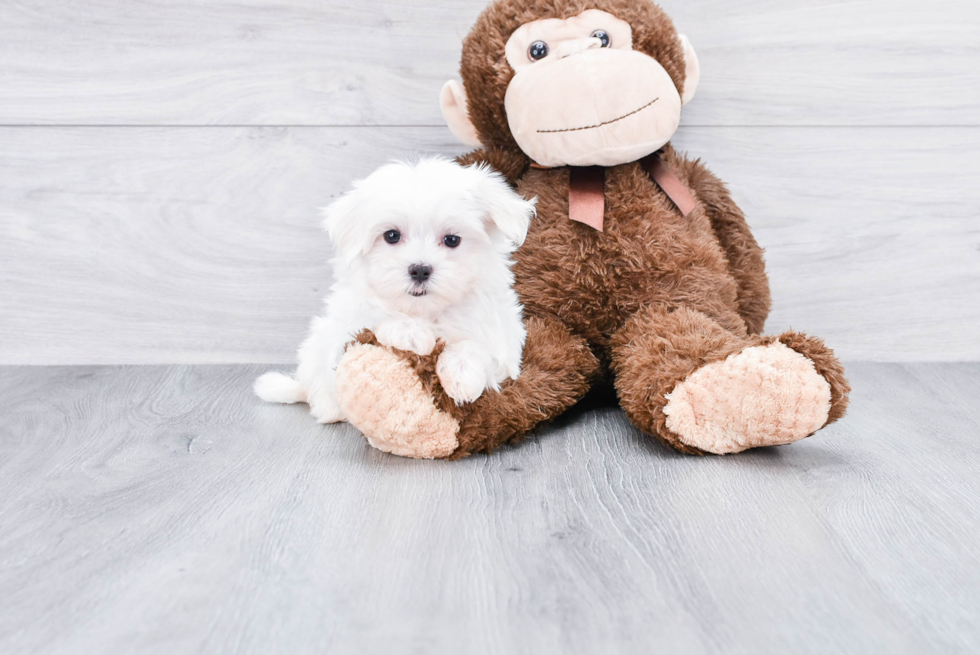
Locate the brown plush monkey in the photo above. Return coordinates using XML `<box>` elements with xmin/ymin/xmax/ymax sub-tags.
<box><xmin>333</xmin><ymin>0</ymin><xmax>850</xmax><ymax>459</ymax></box>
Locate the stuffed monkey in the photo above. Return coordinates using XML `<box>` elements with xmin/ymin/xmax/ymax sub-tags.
<box><xmin>333</xmin><ymin>0</ymin><xmax>850</xmax><ymax>459</ymax></box>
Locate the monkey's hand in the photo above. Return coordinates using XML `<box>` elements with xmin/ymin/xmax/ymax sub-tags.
<box><xmin>335</xmin><ymin>330</ymin><xmax>460</xmax><ymax>460</ymax></box>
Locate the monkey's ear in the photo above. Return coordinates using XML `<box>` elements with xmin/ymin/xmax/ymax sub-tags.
<box><xmin>679</xmin><ymin>35</ymin><xmax>700</xmax><ymax>105</ymax></box>
<box><xmin>440</xmin><ymin>80</ymin><xmax>483</xmax><ymax>147</ymax></box>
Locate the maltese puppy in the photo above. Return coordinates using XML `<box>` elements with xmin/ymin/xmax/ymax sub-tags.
<box><xmin>254</xmin><ymin>157</ymin><xmax>537</xmax><ymax>424</ymax></box>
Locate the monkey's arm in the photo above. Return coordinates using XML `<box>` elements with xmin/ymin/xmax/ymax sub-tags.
<box><xmin>334</xmin><ymin>316</ymin><xmax>599</xmax><ymax>459</ymax></box>
<box><xmin>666</xmin><ymin>148</ymin><xmax>772</xmax><ymax>335</ymax></box>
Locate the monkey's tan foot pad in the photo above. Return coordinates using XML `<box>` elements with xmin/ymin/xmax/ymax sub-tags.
<box><xmin>663</xmin><ymin>342</ymin><xmax>832</xmax><ymax>455</ymax></box>
<box><xmin>335</xmin><ymin>343</ymin><xmax>459</xmax><ymax>459</ymax></box>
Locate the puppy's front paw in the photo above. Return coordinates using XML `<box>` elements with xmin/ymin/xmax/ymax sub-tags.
<box><xmin>307</xmin><ymin>383</ymin><xmax>345</xmax><ymax>424</ymax></box>
<box><xmin>375</xmin><ymin>319</ymin><xmax>437</xmax><ymax>356</ymax></box>
<box><xmin>437</xmin><ymin>342</ymin><xmax>493</xmax><ymax>405</ymax></box>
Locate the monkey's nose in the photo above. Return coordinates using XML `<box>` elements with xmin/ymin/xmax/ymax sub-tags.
<box><xmin>408</xmin><ymin>264</ymin><xmax>433</xmax><ymax>284</ymax></box>
<box><xmin>558</xmin><ymin>37</ymin><xmax>603</xmax><ymax>59</ymax></box>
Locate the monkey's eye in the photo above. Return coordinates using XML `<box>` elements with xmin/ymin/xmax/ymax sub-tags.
<box><xmin>591</xmin><ymin>30</ymin><xmax>611</xmax><ymax>48</ymax></box>
<box><xmin>383</xmin><ymin>229</ymin><xmax>401</xmax><ymax>244</ymax></box>
<box><xmin>442</xmin><ymin>235</ymin><xmax>461</xmax><ymax>248</ymax></box>
<box><xmin>528</xmin><ymin>41</ymin><xmax>550</xmax><ymax>61</ymax></box>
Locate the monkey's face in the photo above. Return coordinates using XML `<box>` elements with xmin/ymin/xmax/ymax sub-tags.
<box><xmin>442</xmin><ymin>4</ymin><xmax>700</xmax><ymax>169</ymax></box>
<box><xmin>503</xmin><ymin>10</ymin><xmax>687</xmax><ymax>167</ymax></box>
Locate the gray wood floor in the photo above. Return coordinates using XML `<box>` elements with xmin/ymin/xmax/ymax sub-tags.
<box><xmin>2</xmin><ymin>363</ymin><xmax>978</xmax><ymax>654</ymax></box>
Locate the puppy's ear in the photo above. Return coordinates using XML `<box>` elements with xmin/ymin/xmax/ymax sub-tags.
<box><xmin>321</xmin><ymin>187</ymin><xmax>374</xmax><ymax>264</ymax></box>
<box><xmin>471</xmin><ymin>165</ymin><xmax>536</xmax><ymax>249</ymax></box>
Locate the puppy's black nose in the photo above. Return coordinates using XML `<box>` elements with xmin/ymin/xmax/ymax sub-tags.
<box><xmin>408</xmin><ymin>264</ymin><xmax>432</xmax><ymax>284</ymax></box>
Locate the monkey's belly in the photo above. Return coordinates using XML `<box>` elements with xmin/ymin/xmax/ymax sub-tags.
<box><xmin>513</xmin><ymin>196</ymin><xmax>742</xmax><ymax>347</ymax></box>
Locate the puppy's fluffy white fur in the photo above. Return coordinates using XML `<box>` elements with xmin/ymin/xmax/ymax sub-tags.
<box><xmin>254</xmin><ymin>157</ymin><xmax>537</xmax><ymax>424</ymax></box>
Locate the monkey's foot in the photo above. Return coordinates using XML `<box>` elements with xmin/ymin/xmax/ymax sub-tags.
<box><xmin>335</xmin><ymin>340</ymin><xmax>459</xmax><ymax>459</ymax></box>
<box><xmin>663</xmin><ymin>340</ymin><xmax>836</xmax><ymax>454</ymax></box>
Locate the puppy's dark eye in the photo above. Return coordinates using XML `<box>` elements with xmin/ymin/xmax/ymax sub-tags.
<box><xmin>383</xmin><ymin>230</ymin><xmax>400</xmax><ymax>244</ymax></box>
<box><xmin>591</xmin><ymin>30</ymin><xmax>611</xmax><ymax>48</ymax></box>
<box><xmin>442</xmin><ymin>235</ymin><xmax>461</xmax><ymax>248</ymax></box>
<box><xmin>528</xmin><ymin>41</ymin><xmax>549</xmax><ymax>61</ymax></box>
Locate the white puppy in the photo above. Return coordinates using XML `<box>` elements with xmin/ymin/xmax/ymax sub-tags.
<box><xmin>254</xmin><ymin>157</ymin><xmax>537</xmax><ymax>424</ymax></box>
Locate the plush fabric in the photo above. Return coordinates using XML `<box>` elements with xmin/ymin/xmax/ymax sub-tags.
<box><xmin>333</xmin><ymin>0</ymin><xmax>850</xmax><ymax>459</ymax></box>
<box><xmin>341</xmin><ymin>317</ymin><xmax>600</xmax><ymax>459</ymax></box>
<box><xmin>336</xmin><ymin>341</ymin><xmax>459</xmax><ymax>459</ymax></box>
<box><xmin>504</xmin><ymin>44</ymin><xmax>682</xmax><ymax>167</ymax></box>
<box><xmin>460</xmin><ymin>0</ymin><xmax>689</xmax><ymax>155</ymax></box>
<box><xmin>664</xmin><ymin>343</ymin><xmax>832</xmax><ymax>455</ymax></box>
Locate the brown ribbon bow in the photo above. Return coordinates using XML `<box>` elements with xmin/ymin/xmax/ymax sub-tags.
<box><xmin>536</xmin><ymin>152</ymin><xmax>698</xmax><ymax>232</ymax></box>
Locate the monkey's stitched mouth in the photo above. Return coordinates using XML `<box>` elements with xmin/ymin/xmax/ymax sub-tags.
<box><xmin>537</xmin><ymin>97</ymin><xmax>659</xmax><ymax>134</ymax></box>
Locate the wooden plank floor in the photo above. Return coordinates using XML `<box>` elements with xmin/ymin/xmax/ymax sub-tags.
<box><xmin>1</xmin><ymin>363</ymin><xmax>978</xmax><ymax>654</ymax></box>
